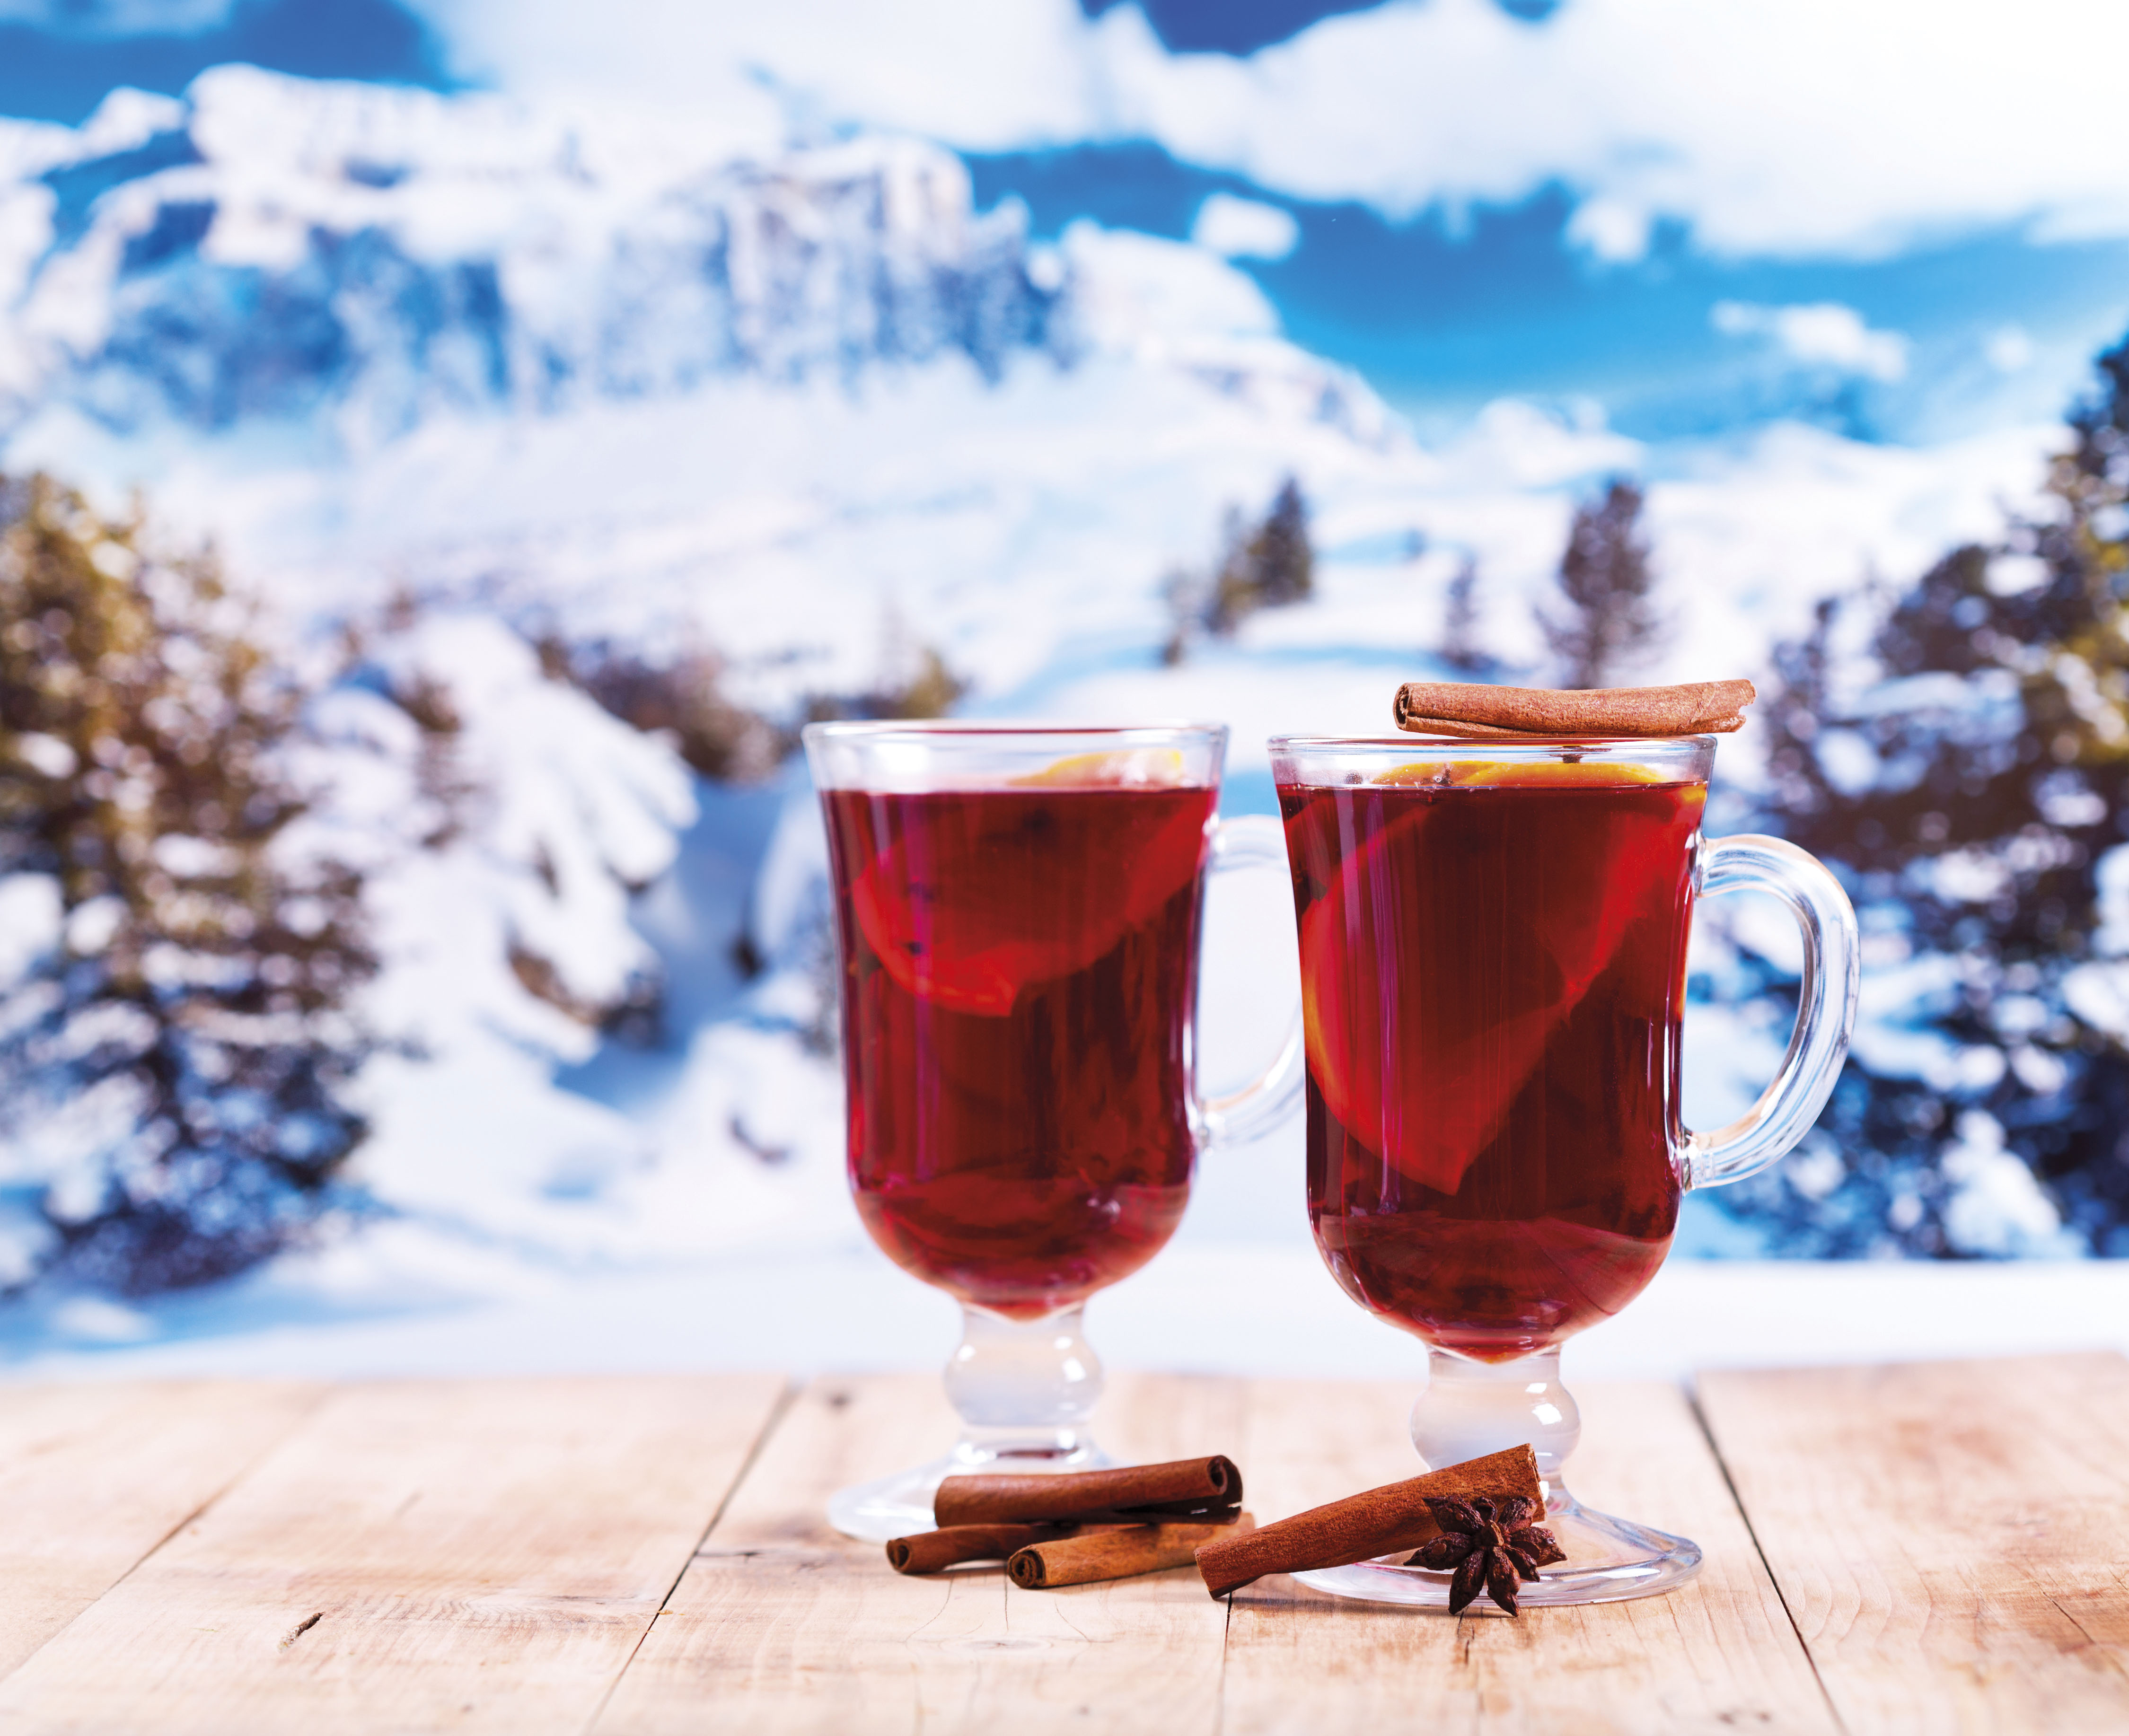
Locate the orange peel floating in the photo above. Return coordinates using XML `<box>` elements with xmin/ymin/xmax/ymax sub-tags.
<box><xmin>1009</xmin><ymin>748</ymin><xmax>1191</xmax><ymax>788</ymax></box>
<box><xmin>1371</xmin><ymin>760</ymin><xmax>1678</xmax><ymax>789</ymax></box>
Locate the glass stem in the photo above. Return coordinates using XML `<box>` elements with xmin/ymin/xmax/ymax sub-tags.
<box><xmin>941</xmin><ymin>1302</ymin><xmax>1105</xmax><ymax>1469</ymax></box>
<box><xmin>1409</xmin><ymin>1349</ymin><xmax>1582</xmax><ymax>1507</ymax></box>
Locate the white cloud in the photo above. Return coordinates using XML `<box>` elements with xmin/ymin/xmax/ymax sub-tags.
<box><xmin>413</xmin><ymin>0</ymin><xmax>1096</xmax><ymax>154</ymax></box>
<box><xmin>410</xmin><ymin>0</ymin><xmax>2129</xmax><ymax>263</ymax></box>
<box><xmin>1712</xmin><ymin>300</ymin><xmax>1910</xmax><ymax>382</ymax></box>
<box><xmin>1563</xmin><ymin>197</ymin><xmax>1650</xmax><ymax>265</ymax></box>
<box><xmin>1986</xmin><ymin>324</ymin><xmax>2035</xmax><ymax>374</ymax></box>
<box><xmin>1190</xmin><ymin>192</ymin><xmax>1299</xmax><ymax>260</ymax></box>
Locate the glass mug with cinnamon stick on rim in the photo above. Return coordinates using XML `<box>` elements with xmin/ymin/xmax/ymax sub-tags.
<box><xmin>803</xmin><ymin>721</ymin><xmax>1304</xmax><ymax>1541</ymax></box>
<box><xmin>1267</xmin><ymin>679</ymin><xmax>1859</xmax><ymax>1608</ymax></box>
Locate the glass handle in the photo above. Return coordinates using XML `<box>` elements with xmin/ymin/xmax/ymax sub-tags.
<box><xmin>1683</xmin><ymin>833</ymin><xmax>1861</xmax><ymax>1189</ymax></box>
<box><xmin>1195</xmin><ymin>813</ymin><xmax>1306</xmax><ymax>1149</ymax></box>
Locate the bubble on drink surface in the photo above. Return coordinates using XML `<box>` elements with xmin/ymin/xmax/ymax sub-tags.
<box><xmin>1010</xmin><ymin>749</ymin><xmax>1189</xmax><ymax>788</ymax></box>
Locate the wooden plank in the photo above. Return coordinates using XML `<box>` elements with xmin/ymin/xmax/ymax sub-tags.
<box><xmin>597</xmin><ymin>1371</ymin><xmax>1240</xmax><ymax>1735</ymax></box>
<box><xmin>994</xmin><ymin>1373</ymin><xmax>1240</xmax><ymax>1729</ymax></box>
<box><xmin>1221</xmin><ymin>1377</ymin><xmax>1839</xmax><ymax>1736</ymax></box>
<box><xmin>611</xmin><ymin>1373</ymin><xmax>1014</xmax><ymax>1735</ymax></box>
<box><xmin>0</xmin><ymin>1380</ymin><xmax>324</xmax><ymax>1680</ymax></box>
<box><xmin>1698</xmin><ymin>1352</ymin><xmax>2129</xmax><ymax>1735</ymax></box>
<box><xmin>0</xmin><ymin>1374</ymin><xmax>785</xmax><ymax>1735</ymax></box>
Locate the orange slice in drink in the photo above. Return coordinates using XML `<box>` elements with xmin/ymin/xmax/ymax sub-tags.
<box><xmin>849</xmin><ymin>776</ymin><xmax>1214</xmax><ymax>1016</ymax></box>
<box><xmin>1300</xmin><ymin>776</ymin><xmax>1703</xmax><ymax>1194</ymax></box>
<box><xmin>1372</xmin><ymin>759</ymin><xmax>1673</xmax><ymax>789</ymax></box>
<box><xmin>1009</xmin><ymin>747</ymin><xmax>1189</xmax><ymax>788</ymax></box>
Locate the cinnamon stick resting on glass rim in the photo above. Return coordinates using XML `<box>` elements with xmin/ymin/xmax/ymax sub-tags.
<box><xmin>1008</xmin><ymin>1516</ymin><xmax>1256</xmax><ymax>1588</ymax></box>
<box><xmin>1392</xmin><ymin>679</ymin><xmax>1755</xmax><ymax>739</ymax></box>
<box><xmin>933</xmin><ymin>1455</ymin><xmax>1242</xmax><ymax>1527</ymax></box>
<box><xmin>1194</xmin><ymin>1445</ymin><xmax>1543</xmax><ymax>1599</ymax></box>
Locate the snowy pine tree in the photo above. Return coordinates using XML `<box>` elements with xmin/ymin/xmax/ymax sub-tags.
<box><xmin>1161</xmin><ymin>477</ymin><xmax>1317</xmax><ymax>660</ymax></box>
<box><xmin>1540</xmin><ymin>479</ymin><xmax>1660</xmax><ymax>689</ymax></box>
<box><xmin>1207</xmin><ymin>477</ymin><xmax>1314</xmax><ymax>637</ymax></box>
<box><xmin>1440</xmin><ymin>555</ymin><xmax>1495</xmax><ymax>675</ymax></box>
<box><xmin>1713</xmin><ymin>335</ymin><xmax>2129</xmax><ymax>1256</ymax></box>
<box><xmin>0</xmin><ymin>475</ymin><xmax>369</xmax><ymax>1293</ymax></box>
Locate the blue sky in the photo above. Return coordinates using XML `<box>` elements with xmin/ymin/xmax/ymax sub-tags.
<box><xmin>0</xmin><ymin>0</ymin><xmax>442</xmax><ymax>123</ymax></box>
<box><xmin>968</xmin><ymin>142</ymin><xmax>2129</xmax><ymax>445</ymax></box>
<box><xmin>1085</xmin><ymin>0</ymin><xmax>1412</xmax><ymax>54</ymax></box>
<box><xmin>4</xmin><ymin>0</ymin><xmax>2125</xmax><ymax>447</ymax></box>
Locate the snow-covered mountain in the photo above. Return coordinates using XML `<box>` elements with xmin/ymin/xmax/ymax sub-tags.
<box><xmin>0</xmin><ymin>68</ymin><xmax>1065</xmax><ymax>441</ymax></box>
<box><xmin>1</xmin><ymin>71</ymin><xmax>1405</xmax><ymax>696</ymax></box>
<box><xmin>3</xmin><ymin>68</ymin><xmax>2025</xmax><ymax>705</ymax></box>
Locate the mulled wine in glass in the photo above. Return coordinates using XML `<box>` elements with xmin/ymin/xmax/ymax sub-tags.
<box><xmin>806</xmin><ymin>723</ymin><xmax>1303</xmax><ymax>1541</ymax></box>
<box><xmin>1269</xmin><ymin>734</ymin><xmax>1858</xmax><ymax>1607</ymax></box>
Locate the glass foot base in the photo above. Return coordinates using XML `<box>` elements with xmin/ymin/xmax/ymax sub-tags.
<box><xmin>827</xmin><ymin>1438</ymin><xmax>1113</xmax><ymax>1543</ymax></box>
<box><xmin>1289</xmin><ymin>1487</ymin><xmax>1700</xmax><ymax>1612</ymax></box>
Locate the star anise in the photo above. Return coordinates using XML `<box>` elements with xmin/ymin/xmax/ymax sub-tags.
<box><xmin>1406</xmin><ymin>1494</ymin><xmax>1566</xmax><ymax>1615</ymax></box>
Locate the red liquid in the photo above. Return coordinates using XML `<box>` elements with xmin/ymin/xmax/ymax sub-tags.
<box><xmin>822</xmin><ymin>782</ymin><xmax>1216</xmax><ymax>1319</ymax></box>
<box><xmin>1279</xmin><ymin>763</ymin><xmax>1705</xmax><ymax>1360</ymax></box>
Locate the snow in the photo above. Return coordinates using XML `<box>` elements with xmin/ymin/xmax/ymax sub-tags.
<box><xmin>1062</xmin><ymin>219</ymin><xmax>1279</xmax><ymax>343</ymax></box>
<box><xmin>2061</xmin><ymin>962</ymin><xmax>2129</xmax><ymax>1046</ymax></box>
<box><xmin>0</xmin><ymin>72</ymin><xmax>2056</xmax><ymax>717</ymax></box>
<box><xmin>290</xmin><ymin>612</ymin><xmax>724</xmax><ymax>1262</ymax></box>
<box><xmin>0</xmin><ymin>1244</ymin><xmax>2117</xmax><ymax>1386</ymax></box>
<box><xmin>37</xmin><ymin>367</ymin><xmax>2036</xmax><ymax>765</ymax></box>
<box><xmin>0</xmin><ymin>874</ymin><xmax>61</xmax><ymax>988</ymax></box>
<box><xmin>0</xmin><ymin>78</ymin><xmax>1058</xmax><ymax>447</ymax></box>
<box><xmin>0</xmin><ymin>67</ymin><xmax>2104</xmax><ymax>1362</ymax></box>
<box><xmin>1938</xmin><ymin>1110</ymin><xmax>2079</xmax><ymax>1259</ymax></box>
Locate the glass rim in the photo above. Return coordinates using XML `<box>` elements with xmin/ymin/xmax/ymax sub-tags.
<box><xmin>1267</xmin><ymin>732</ymin><xmax>1719</xmax><ymax>752</ymax></box>
<box><xmin>803</xmin><ymin>719</ymin><xmax>1230</xmax><ymax>743</ymax></box>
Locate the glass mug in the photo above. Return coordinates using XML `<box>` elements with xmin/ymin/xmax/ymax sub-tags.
<box><xmin>804</xmin><ymin>721</ymin><xmax>1303</xmax><ymax>1541</ymax></box>
<box><xmin>1270</xmin><ymin>732</ymin><xmax>1858</xmax><ymax>1607</ymax></box>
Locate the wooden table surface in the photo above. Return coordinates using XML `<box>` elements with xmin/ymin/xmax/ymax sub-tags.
<box><xmin>0</xmin><ymin>1353</ymin><xmax>2120</xmax><ymax>1733</ymax></box>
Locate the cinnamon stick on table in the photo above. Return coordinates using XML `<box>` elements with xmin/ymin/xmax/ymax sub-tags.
<box><xmin>934</xmin><ymin>1456</ymin><xmax>1242</xmax><ymax>1527</ymax></box>
<box><xmin>1009</xmin><ymin>1516</ymin><xmax>1255</xmax><ymax>1589</ymax></box>
<box><xmin>885</xmin><ymin>1523</ymin><xmax>1070</xmax><ymax>1575</ymax></box>
<box><xmin>1392</xmin><ymin>679</ymin><xmax>1756</xmax><ymax>739</ymax></box>
<box><xmin>1194</xmin><ymin>1445</ymin><xmax>1543</xmax><ymax>1599</ymax></box>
